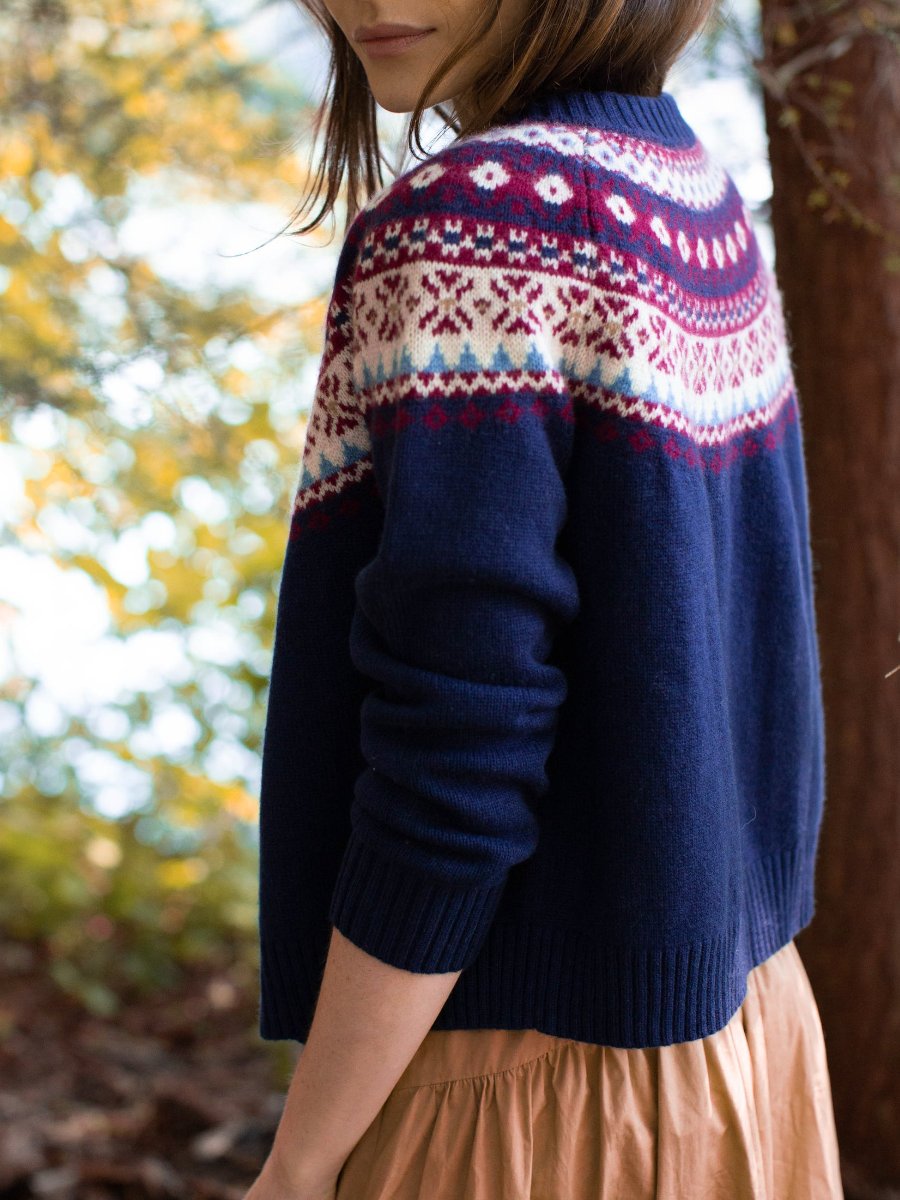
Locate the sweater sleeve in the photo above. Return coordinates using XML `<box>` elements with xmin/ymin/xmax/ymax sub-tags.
<box><xmin>327</xmin><ymin>171</ymin><xmax>582</xmax><ymax>973</ymax></box>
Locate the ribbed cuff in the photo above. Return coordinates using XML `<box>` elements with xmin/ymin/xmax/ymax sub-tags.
<box><xmin>328</xmin><ymin>828</ymin><xmax>508</xmax><ymax>973</ymax></box>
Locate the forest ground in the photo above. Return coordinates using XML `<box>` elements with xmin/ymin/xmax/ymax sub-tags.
<box><xmin>0</xmin><ymin>943</ymin><xmax>289</xmax><ymax>1200</ymax></box>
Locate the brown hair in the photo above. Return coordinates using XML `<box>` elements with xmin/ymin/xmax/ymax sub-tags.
<box><xmin>287</xmin><ymin>0</ymin><xmax>720</xmax><ymax>238</ymax></box>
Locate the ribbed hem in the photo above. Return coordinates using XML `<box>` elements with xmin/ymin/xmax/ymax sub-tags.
<box><xmin>259</xmin><ymin>844</ymin><xmax>816</xmax><ymax>1048</ymax></box>
<box><xmin>433</xmin><ymin>845</ymin><xmax>816</xmax><ymax>1047</ymax></box>
<box><xmin>328</xmin><ymin>828</ymin><xmax>508</xmax><ymax>973</ymax></box>
<box><xmin>744</xmin><ymin>841</ymin><xmax>815</xmax><ymax>963</ymax></box>
<box><xmin>516</xmin><ymin>87</ymin><xmax>695</xmax><ymax>148</ymax></box>
<box><xmin>259</xmin><ymin>931</ymin><xmax>326</xmax><ymax>1043</ymax></box>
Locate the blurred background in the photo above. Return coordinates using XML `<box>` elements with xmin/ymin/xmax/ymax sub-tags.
<box><xmin>1</xmin><ymin>0</ymin><xmax>897</xmax><ymax>1197</ymax></box>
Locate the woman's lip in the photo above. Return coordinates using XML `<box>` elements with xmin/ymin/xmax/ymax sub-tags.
<box><xmin>355</xmin><ymin>24</ymin><xmax>434</xmax><ymax>40</ymax></box>
<box><xmin>357</xmin><ymin>29</ymin><xmax>434</xmax><ymax>56</ymax></box>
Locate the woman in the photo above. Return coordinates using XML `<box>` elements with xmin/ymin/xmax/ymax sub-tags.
<box><xmin>245</xmin><ymin>1</ymin><xmax>845</xmax><ymax>1197</ymax></box>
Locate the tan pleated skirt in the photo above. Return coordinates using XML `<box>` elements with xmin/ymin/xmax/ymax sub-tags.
<box><xmin>335</xmin><ymin>939</ymin><xmax>843</xmax><ymax>1199</ymax></box>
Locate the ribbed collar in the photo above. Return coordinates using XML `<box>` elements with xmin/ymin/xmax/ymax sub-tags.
<box><xmin>514</xmin><ymin>87</ymin><xmax>695</xmax><ymax>148</ymax></box>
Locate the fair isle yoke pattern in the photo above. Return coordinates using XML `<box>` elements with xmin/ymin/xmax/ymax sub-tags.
<box><xmin>257</xmin><ymin>88</ymin><xmax>825</xmax><ymax>1050</ymax></box>
<box><xmin>290</xmin><ymin>111</ymin><xmax>797</xmax><ymax>539</ymax></box>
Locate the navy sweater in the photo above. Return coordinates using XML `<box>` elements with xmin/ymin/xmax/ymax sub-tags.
<box><xmin>257</xmin><ymin>85</ymin><xmax>826</xmax><ymax>1048</ymax></box>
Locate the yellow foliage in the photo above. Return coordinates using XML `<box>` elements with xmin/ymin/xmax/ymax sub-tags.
<box><xmin>299</xmin><ymin>296</ymin><xmax>330</xmax><ymax>353</ymax></box>
<box><xmin>42</xmin><ymin>372</ymin><xmax>76</xmax><ymax>397</ymax></box>
<box><xmin>26</xmin><ymin>459</ymin><xmax>88</xmax><ymax>501</ymax></box>
<box><xmin>158</xmin><ymin>857</ymin><xmax>210</xmax><ymax>889</ymax></box>
<box><xmin>186</xmin><ymin>427</ymin><xmax>215</xmax><ymax>457</ymax></box>
<box><xmin>222</xmin><ymin>366</ymin><xmax>249</xmax><ymax>396</ymax></box>
<box><xmin>171</xmin><ymin>18</ymin><xmax>202</xmax><ymax>44</ymax></box>
<box><xmin>146</xmin><ymin>553</ymin><xmax>203</xmax><ymax>620</ymax></box>
<box><xmin>0</xmin><ymin>134</ymin><xmax>33</xmax><ymax>177</ymax></box>
<box><xmin>29</xmin><ymin>52</ymin><xmax>57</xmax><ymax>82</ymax></box>
<box><xmin>141</xmin><ymin>448</ymin><xmax>181</xmax><ymax>492</ymax></box>
<box><xmin>212</xmin><ymin>29</ymin><xmax>237</xmax><ymax>60</ymax></box>
<box><xmin>129</xmin><ymin>260</ymin><xmax>158</xmax><ymax>288</ymax></box>
<box><xmin>0</xmin><ymin>0</ymin><xmax>336</xmax><ymax>990</ymax></box>
<box><xmin>223</xmin><ymin>786</ymin><xmax>258</xmax><ymax>823</ymax></box>
<box><xmin>114</xmin><ymin>62</ymin><xmax>146</xmax><ymax>93</ymax></box>
<box><xmin>85</xmin><ymin>837</ymin><xmax>123</xmax><ymax>869</ymax></box>
<box><xmin>20</xmin><ymin>112</ymin><xmax>63</xmax><ymax>171</ymax></box>
<box><xmin>123</xmin><ymin>90</ymin><xmax>167</xmax><ymax>119</ymax></box>
<box><xmin>128</xmin><ymin>134</ymin><xmax>169</xmax><ymax>168</ymax></box>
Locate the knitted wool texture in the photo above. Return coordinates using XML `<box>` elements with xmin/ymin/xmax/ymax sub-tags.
<box><xmin>257</xmin><ymin>87</ymin><xmax>826</xmax><ymax>1049</ymax></box>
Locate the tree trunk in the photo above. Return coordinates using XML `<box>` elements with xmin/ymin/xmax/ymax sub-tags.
<box><xmin>755</xmin><ymin>2</ymin><xmax>900</xmax><ymax>1194</ymax></box>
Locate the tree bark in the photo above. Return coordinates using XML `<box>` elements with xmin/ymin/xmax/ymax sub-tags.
<box><xmin>755</xmin><ymin>2</ymin><xmax>900</xmax><ymax>1193</ymax></box>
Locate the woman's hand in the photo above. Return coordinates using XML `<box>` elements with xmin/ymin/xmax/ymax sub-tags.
<box><xmin>242</xmin><ymin>1150</ymin><xmax>341</xmax><ymax>1200</ymax></box>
